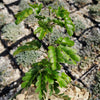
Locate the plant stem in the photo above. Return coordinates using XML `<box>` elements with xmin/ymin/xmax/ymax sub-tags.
<box><xmin>46</xmin><ymin>83</ymin><xmax>49</xmax><ymax>100</ymax></box>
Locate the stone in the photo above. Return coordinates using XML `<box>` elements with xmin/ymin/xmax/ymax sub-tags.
<box><xmin>0</xmin><ymin>5</ymin><xmax>14</xmax><ymax>24</ymax></box>
<box><xmin>0</xmin><ymin>42</ymin><xmax>5</xmax><ymax>53</ymax></box>
<box><xmin>16</xmin><ymin>94</ymin><xmax>25</xmax><ymax>100</ymax></box>
<box><xmin>3</xmin><ymin>0</ymin><xmax>18</xmax><ymax>4</ymax></box>
<box><xmin>0</xmin><ymin>57</ymin><xmax>20</xmax><ymax>87</ymax></box>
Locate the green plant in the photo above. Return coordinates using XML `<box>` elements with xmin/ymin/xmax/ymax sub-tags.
<box><xmin>14</xmin><ymin>3</ymin><xmax>80</xmax><ymax>100</ymax></box>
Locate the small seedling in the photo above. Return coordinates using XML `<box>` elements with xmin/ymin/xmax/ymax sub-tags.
<box><xmin>14</xmin><ymin>3</ymin><xmax>80</xmax><ymax>100</ymax></box>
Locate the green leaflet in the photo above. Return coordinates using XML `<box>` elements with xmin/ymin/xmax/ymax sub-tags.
<box><xmin>35</xmin><ymin>15</ymin><xmax>45</xmax><ymax>20</ymax></box>
<box><xmin>35</xmin><ymin>74</ymin><xmax>43</xmax><ymax>99</ymax></box>
<box><xmin>55</xmin><ymin>7</ymin><xmax>69</xmax><ymax>19</ymax></box>
<box><xmin>34</xmin><ymin>27</ymin><xmax>42</xmax><ymax>34</ymax></box>
<box><xmin>57</xmin><ymin>73</ymin><xmax>71</xmax><ymax>88</ymax></box>
<box><xmin>55</xmin><ymin>37</ymin><xmax>74</xmax><ymax>46</ymax></box>
<box><xmin>29</xmin><ymin>3</ymin><xmax>43</xmax><ymax>14</ymax></box>
<box><xmin>38</xmin><ymin>18</ymin><xmax>52</xmax><ymax>29</ymax></box>
<box><xmin>67</xmin><ymin>29</ymin><xmax>73</xmax><ymax>36</ymax></box>
<box><xmin>28</xmin><ymin>3</ymin><xmax>39</xmax><ymax>8</ymax></box>
<box><xmin>21</xmin><ymin>68</ymin><xmax>37</xmax><ymax>88</ymax></box>
<box><xmin>60</xmin><ymin>45</ymin><xmax>80</xmax><ymax>62</ymax></box>
<box><xmin>53</xmin><ymin>18</ymin><xmax>65</xmax><ymax>27</ymax></box>
<box><xmin>38</xmin><ymin>28</ymin><xmax>46</xmax><ymax>40</ymax></box>
<box><xmin>58</xmin><ymin>93</ymin><xmax>71</xmax><ymax>100</ymax></box>
<box><xmin>56</xmin><ymin>47</ymin><xmax>65</xmax><ymax>63</ymax></box>
<box><xmin>48</xmin><ymin>76</ymin><xmax>54</xmax><ymax>84</ymax></box>
<box><xmin>22</xmin><ymin>75</ymin><xmax>32</xmax><ymax>81</ymax></box>
<box><xmin>34</xmin><ymin>27</ymin><xmax>46</xmax><ymax>40</ymax></box>
<box><xmin>44</xmin><ymin>75</ymin><xmax>54</xmax><ymax>85</ymax></box>
<box><xmin>61</xmin><ymin>37</ymin><xmax>74</xmax><ymax>46</ymax></box>
<box><xmin>34</xmin><ymin>19</ymin><xmax>53</xmax><ymax>40</ymax></box>
<box><xmin>61</xmin><ymin>51</ymin><xmax>76</xmax><ymax>64</ymax></box>
<box><xmin>48</xmin><ymin>44</ymin><xmax>80</xmax><ymax>64</ymax></box>
<box><xmin>48</xmin><ymin>46</ymin><xmax>57</xmax><ymax>70</ymax></box>
<box><xmin>21</xmin><ymin>81</ymin><xmax>29</xmax><ymax>88</ymax></box>
<box><xmin>15</xmin><ymin>8</ymin><xmax>33</xmax><ymax>24</ymax></box>
<box><xmin>55</xmin><ymin>37</ymin><xmax>63</xmax><ymax>44</ymax></box>
<box><xmin>64</xmin><ymin>18</ymin><xmax>75</xmax><ymax>36</ymax></box>
<box><xmin>54</xmin><ymin>82</ymin><xmax>60</xmax><ymax>94</ymax></box>
<box><xmin>49</xmin><ymin>84</ymin><xmax>53</xmax><ymax>96</ymax></box>
<box><xmin>54</xmin><ymin>87</ymin><xmax>60</xmax><ymax>94</ymax></box>
<box><xmin>13</xmin><ymin>40</ymin><xmax>41</xmax><ymax>56</ymax></box>
<box><xmin>61</xmin><ymin>72</ymin><xmax>71</xmax><ymax>84</ymax></box>
<box><xmin>57</xmin><ymin>77</ymin><xmax>68</xmax><ymax>88</ymax></box>
<box><xmin>63</xmin><ymin>95</ymin><xmax>71</xmax><ymax>100</ymax></box>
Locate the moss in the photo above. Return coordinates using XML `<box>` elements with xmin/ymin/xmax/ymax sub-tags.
<box><xmin>73</xmin><ymin>0</ymin><xmax>88</xmax><ymax>5</ymax></box>
<box><xmin>78</xmin><ymin>28</ymin><xmax>100</xmax><ymax>69</ymax></box>
<box><xmin>19</xmin><ymin>0</ymin><xmax>30</xmax><ymax>11</ymax></box>
<box><xmin>38</xmin><ymin>0</ymin><xmax>54</xmax><ymax>5</ymax></box>
<box><xmin>47</xmin><ymin>0</ymin><xmax>67</xmax><ymax>10</ymax></box>
<box><xmin>90</xmin><ymin>71</ymin><xmax>100</xmax><ymax>99</ymax></box>
<box><xmin>0</xmin><ymin>58</ymin><xmax>12</xmax><ymax>82</ymax></box>
<box><xmin>15</xmin><ymin>50</ymin><xmax>43</xmax><ymax>67</ymax></box>
<box><xmin>79</xmin><ymin>28</ymin><xmax>100</xmax><ymax>57</ymax></box>
<box><xmin>1</xmin><ymin>22</ymin><xmax>26</xmax><ymax>42</ymax></box>
<box><xmin>73</xmin><ymin>19</ymin><xmax>86</xmax><ymax>33</ymax></box>
<box><xmin>24</xmin><ymin>14</ymin><xmax>38</xmax><ymax>27</ymax></box>
<box><xmin>88</xmin><ymin>4</ymin><xmax>100</xmax><ymax>17</ymax></box>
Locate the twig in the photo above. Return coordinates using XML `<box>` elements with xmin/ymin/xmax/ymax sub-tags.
<box><xmin>46</xmin><ymin>83</ymin><xmax>49</xmax><ymax>100</ymax></box>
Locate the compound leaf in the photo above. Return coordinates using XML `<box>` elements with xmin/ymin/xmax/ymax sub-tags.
<box><xmin>59</xmin><ymin>45</ymin><xmax>80</xmax><ymax>63</ymax></box>
<box><xmin>55</xmin><ymin>37</ymin><xmax>74</xmax><ymax>46</ymax></box>
<box><xmin>13</xmin><ymin>40</ymin><xmax>41</xmax><ymax>56</ymax></box>
<box><xmin>15</xmin><ymin>8</ymin><xmax>33</xmax><ymax>24</ymax></box>
<box><xmin>21</xmin><ymin>67</ymin><xmax>39</xmax><ymax>88</ymax></box>
<box><xmin>29</xmin><ymin>3</ymin><xmax>43</xmax><ymax>14</ymax></box>
<box><xmin>21</xmin><ymin>81</ymin><xmax>29</xmax><ymax>88</ymax></box>
<box><xmin>48</xmin><ymin>46</ymin><xmax>57</xmax><ymax>70</ymax></box>
<box><xmin>54</xmin><ymin>87</ymin><xmax>60</xmax><ymax>94</ymax></box>
<box><xmin>57</xmin><ymin>77</ymin><xmax>67</xmax><ymax>88</ymax></box>
<box><xmin>65</xmin><ymin>18</ymin><xmax>75</xmax><ymax>36</ymax></box>
<box><xmin>61</xmin><ymin>72</ymin><xmax>71</xmax><ymax>84</ymax></box>
<box><xmin>38</xmin><ymin>28</ymin><xmax>46</xmax><ymax>40</ymax></box>
<box><xmin>34</xmin><ymin>27</ymin><xmax>42</xmax><ymax>34</ymax></box>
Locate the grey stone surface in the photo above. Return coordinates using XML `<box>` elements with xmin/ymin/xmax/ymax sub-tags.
<box><xmin>0</xmin><ymin>57</ymin><xmax>20</xmax><ymax>88</ymax></box>
<box><xmin>1</xmin><ymin>22</ymin><xmax>30</xmax><ymax>45</ymax></box>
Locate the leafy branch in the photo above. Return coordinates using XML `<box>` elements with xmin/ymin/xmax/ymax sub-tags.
<box><xmin>13</xmin><ymin>3</ymin><xmax>80</xmax><ymax>100</ymax></box>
